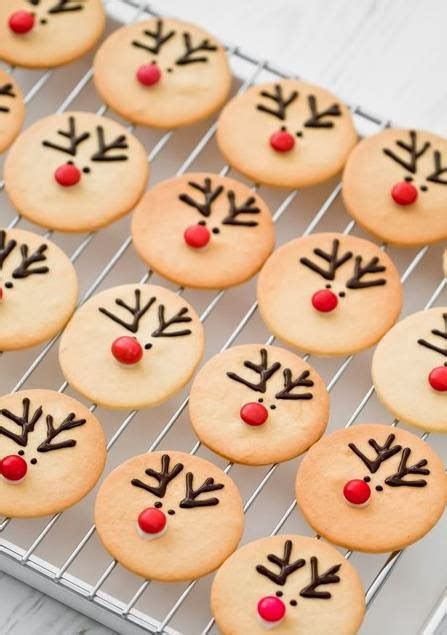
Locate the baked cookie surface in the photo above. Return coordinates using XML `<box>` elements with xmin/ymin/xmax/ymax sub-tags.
<box><xmin>4</xmin><ymin>111</ymin><xmax>149</xmax><ymax>233</ymax></box>
<box><xmin>0</xmin><ymin>0</ymin><xmax>105</xmax><ymax>69</ymax></box>
<box><xmin>257</xmin><ymin>233</ymin><xmax>403</xmax><ymax>356</ymax></box>
<box><xmin>296</xmin><ymin>424</ymin><xmax>447</xmax><ymax>553</ymax></box>
<box><xmin>217</xmin><ymin>79</ymin><xmax>357</xmax><ymax>188</ymax></box>
<box><xmin>95</xmin><ymin>451</ymin><xmax>244</xmax><ymax>581</ymax></box>
<box><xmin>211</xmin><ymin>534</ymin><xmax>365</xmax><ymax>635</ymax></box>
<box><xmin>0</xmin><ymin>70</ymin><xmax>25</xmax><ymax>154</ymax></box>
<box><xmin>131</xmin><ymin>173</ymin><xmax>275</xmax><ymax>289</ymax></box>
<box><xmin>189</xmin><ymin>344</ymin><xmax>329</xmax><ymax>465</ymax></box>
<box><xmin>59</xmin><ymin>283</ymin><xmax>204</xmax><ymax>409</ymax></box>
<box><xmin>0</xmin><ymin>389</ymin><xmax>106</xmax><ymax>517</ymax></box>
<box><xmin>93</xmin><ymin>18</ymin><xmax>231</xmax><ymax>129</ymax></box>
<box><xmin>343</xmin><ymin>129</ymin><xmax>447</xmax><ymax>246</ymax></box>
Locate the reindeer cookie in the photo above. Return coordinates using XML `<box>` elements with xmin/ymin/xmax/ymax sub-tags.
<box><xmin>257</xmin><ymin>233</ymin><xmax>402</xmax><ymax>356</ymax></box>
<box><xmin>4</xmin><ymin>111</ymin><xmax>149</xmax><ymax>233</ymax></box>
<box><xmin>189</xmin><ymin>345</ymin><xmax>329</xmax><ymax>465</ymax></box>
<box><xmin>211</xmin><ymin>535</ymin><xmax>365</xmax><ymax>634</ymax></box>
<box><xmin>0</xmin><ymin>228</ymin><xmax>77</xmax><ymax>350</ymax></box>
<box><xmin>95</xmin><ymin>451</ymin><xmax>243</xmax><ymax>581</ymax></box>
<box><xmin>296</xmin><ymin>424</ymin><xmax>447</xmax><ymax>552</ymax></box>
<box><xmin>59</xmin><ymin>283</ymin><xmax>204</xmax><ymax>409</ymax></box>
<box><xmin>343</xmin><ymin>128</ymin><xmax>447</xmax><ymax>246</ymax></box>
<box><xmin>131</xmin><ymin>173</ymin><xmax>275</xmax><ymax>289</ymax></box>
<box><xmin>0</xmin><ymin>0</ymin><xmax>104</xmax><ymax>68</ymax></box>
<box><xmin>93</xmin><ymin>18</ymin><xmax>231</xmax><ymax>129</ymax></box>
<box><xmin>372</xmin><ymin>308</ymin><xmax>447</xmax><ymax>433</ymax></box>
<box><xmin>0</xmin><ymin>70</ymin><xmax>24</xmax><ymax>154</ymax></box>
<box><xmin>0</xmin><ymin>389</ymin><xmax>106</xmax><ymax>517</ymax></box>
<box><xmin>217</xmin><ymin>80</ymin><xmax>357</xmax><ymax>189</ymax></box>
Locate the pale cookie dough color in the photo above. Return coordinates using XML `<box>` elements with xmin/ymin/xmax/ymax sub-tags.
<box><xmin>217</xmin><ymin>80</ymin><xmax>357</xmax><ymax>189</ymax></box>
<box><xmin>211</xmin><ymin>535</ymin><xmax>365</xmax><ymax>635</ymax></box>
<box><xmin>4</xmin><ymin>111</ymin><xmax>149</xmax><ymax>233</ymax></box>
<box><xmin>131</xmin><ymin>173</ymin><xmax>275</xmax><ymax>289</ymax></box>
<box><xmin>95</xmin><ymin>451</ymin><xmax>244</xmax><ymax>581</ymax></box>
<box><xmin>59</xmin><ymin>283</ymin><xmax>204</xmax><ymax>410</ymax></box>
<box><xmin>257</xmin><ymin>233</ymin><xmax>403</xmax><ymax>356</ymax></box>
<box><xmin>93</xmin><ymin>18</ymin><xmax>231</xmax><ymax>129</ymax></box>
<box><xmin>0</xmin><ymin>228</ymin><xmax>77</xmax><ymax>351</ymax></box>
<box><xmin>372</xmin><ymin>308</ymin><xmax>447</xmax><ymax>432</ymax></box>
<box><xmin>343</xmin><ymin>129</ymin><xmax>447</xmax><ymax>246</ymax></box>
<box><xmin>189</xmin><ymin>344</ymin><xmax>329</xmax><ymax>465</ymax></box>
<box><xmin>0</xmin><ymin>389</ymin><xmax>106</xmax><ymax>518</ymax></box>
<box><xmin>0</xmin><ymin>0</ymin><xmax>105</xmax><ymax>69</ymax></box>
<box><xmin>296</xmin><ymin>424</ymin><xmax>447</xmax><ymax>553</ymax></box>
<box><xmin>0</xmin><ymin>70</ymin><xmax>25</xmax><ymax>154</ymax></box>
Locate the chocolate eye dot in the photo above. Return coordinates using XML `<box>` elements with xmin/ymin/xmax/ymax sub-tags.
<box><xmin>270</xmin><ymin>404</ymin><xmax>276</xmax><ymax>410</ymax></box>
<box><xmin>83</xmin><ymin>167</ymin><xmax>91</xmax><ymax>174</ymax></box>
<box><xmin>290</xmin><ymin>600</ymin><xmax>297</xmax><ymax>607</ymax></box>
<box><xmin>5</xmin><ymin>282</ymin><xmax>13</xmax><ymax>289</ymax></box>
<box><xmin>154</xmin><ymin>501</ymin><xmax>162</xmax><ymax>508</ymax></box>
<box><xmin>363</xmin><ymin>476</ymin><xmax>371</xmax><ymax>482</ymax></box>
<box><xmin>258</xmin><ymin>398</ymin><xmax>264</xmax><ymax>403</ymax></box>
<box><xmin>167</xmin><ymin>67</ymin><xmax>173</xmax><ymax>73</ymax></box>
<box><xmin>404</xmin><ymin>176</ymin><xmax>413</xmax><ymax>182</ymax></box>
<box><xmin>144</xmin><ymin>343</ymin><xmax>152</xmax><ymax>350</ymax></box>
<box><xmin>198</xmin><ymin>220</ymin><xmax>206</xmax><ymax>226</ymax></box>
<box><xmin>40</xmin><ymin>18</ymin><xmax>47</xmax><ymax>24</ymax></box>
<box><xmin>67</xmin><ymin>160</ymin><xmax>74</xmax><ymax>165</ymax></box>
<box><xmin>339</xmin><ymin>291</ymin><xmax>346</xmax><ymax>298</ymax></box>
<box><xmin>18</xmin><ymin>450</ymin><xmax>24</xmax><ymax>456</ymax></box>
<box><xmin>212</xmin><ymin>228</ymin><xmax>220</xmax><ymax>234</ymax></box>
<box><xmin>420</xmin><ymin>185</ymin><xmax>428</xmax><ymax>192</ymax></box>
<box><xmin>280</xmin><ymin>126</ymin><xmax>286</xmax><ymax>131</ymax></box>
<box><xmin>30</xmin><ymin>458</ymin><xmax>37</xmax><ymax>465</ymax></box>
<box><xmin>275</xmin><ymin>591</ymin><xmax>283</xmax><ymax>597</ymax></box>
<box><xmin>375</xmin><ymin>485</ymin><xmax>383</xmax><ymax>492</ymax></box>
<box><xmin>325</xmin><ymin>284</ymin><xmax>331</xmax><ymax>289</ymax></box>
<box><xmin>296</xmin><ymin>131</ymin><xmax>303</xmax><ymax>137</ymax></box>
<box><xmin>168</xmin><ymin>509</ymin><xmax>175</xmax><ymax>515</ymax></box>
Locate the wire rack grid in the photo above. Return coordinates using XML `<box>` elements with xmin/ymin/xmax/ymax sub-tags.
<box><xmin>0</xmin><ymin>1</ymin><xmax>446</xmax><ymax>634</ymax></box>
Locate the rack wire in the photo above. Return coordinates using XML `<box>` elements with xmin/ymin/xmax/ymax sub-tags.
<box><xmin>0</xmin><ymin>1</ymin><xmax>445</xmax><ymax>634</ymax></box>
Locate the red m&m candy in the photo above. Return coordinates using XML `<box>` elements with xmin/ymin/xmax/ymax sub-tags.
<box><xmin>391</xmin><ymin>181</ymin><xmax>418</xmax><ymax>206</ymax></box>
<box><xmin>257</xmin><ymin>596</ymin><xmax>286</xmax><ymax>626</ymax></box>
<box><xmin>111</xmin><ymin>336</ymin><xmax>143</xmax><ymax>365</ymax></box>
<box><xmin>54</xmin><ymin>163</ymin><xmax>81</xmax><ymax>187</ymax></box>
<box><xmin>137</xmin><ymin>507</ymin><xmax>167</xmax><ymax>539</ymax></box>
<box><xmin>8</xmin><ymin>11</ymin><xmax>35</xmax><ymax>35</ymax></box>
<box><xmin>311</xmin><ymin>289</ymin><xmax>338</xmax><ymax>313</ymax></box>
<box><xmin>0</xmin><ymin>454</ymin><xmax>27</xmax><ymax>483</ymax></box>
<box><xmin>240</xmin><ymin>402</ymin><xmax>269</xmax><ymax>426</ymax></box>
<box><xmin>270</xmin><ymin>130</ymin><xmax>295</xmax><ymax>153</ymax></box>
<box><xmin>136</xmin><ymin>63</ymin><xmax>162</xmax><ymax>87</ymax></box>
<box><xmin>343</xmin><ymin>479</ymin><xmax>371</xmax><ymax>506</ymax></box>
<box><xmin>428</xmin><ymin>366</ymin><xmax>447</xmax><ymax>392</ymax></box>
<box><xmin>184</xmin><ymin>224</ymin><xmax>210</xmax><ymax>249</ymax></box>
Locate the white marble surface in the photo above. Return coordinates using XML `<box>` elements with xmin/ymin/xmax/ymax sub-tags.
<box><xmin>1</xmin><ymin>0</ymin><xmax>447</xmax><ymax>633</ymax></box>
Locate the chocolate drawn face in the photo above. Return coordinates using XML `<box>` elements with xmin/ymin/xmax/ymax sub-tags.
<box><xmin>0</xmin><ymin>230</ymin><xmax>49</xmax><ymax>297</ymax></box>
<box><xmin>8</xmin><ymin>0</ymin><xmax>88</xmax><ymax>34</ymax></box>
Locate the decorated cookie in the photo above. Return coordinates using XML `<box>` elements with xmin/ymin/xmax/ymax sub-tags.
<box><xmin>59</xmin><ymin>283</ymin><xmax>204</xmax><ymax>409</ymax></box>
<box><xmin>343</xmin><ymin>129</ymin><xmax>447</xmax><ymax>246</ymax></box>
<box><xmin>0</xmin><ymin>389</ymin><xmax>106</xmax><ymax>517</ymax></box>
<box><xmin>216</xmin><ymin>80</ymin><xmax>357</xmax><ymax>189</ymax></box>
<box><xmin>211</xmin><ymin>535</ymin><xmax>365</xmax><ymax>634</ymax></box>
<box><xmin>189</xmin><ymin>344</ymin><xmax>329</xmax><ymax>465</ymax></box>
<box><xmin>0</xmin><ymin>228</ymin><xmax>77</xmax><ymax>351</ymax></box>
<box><xmin>0</xmin><ymin>0</ymin><xmax>105</xmax><ymax>69</ymax></box>
<box><xmin>4</xmin><ymin>111</ymin><xmax>149</xmax><ymax>233</ymax></box>
<box><xmin>372</xmin><ymin>308</ymin><xmax>447</xmax><ymax>433</ymax></box>
<box><xmin>296</xmin><ymin>424</ymin><xmax>447</xmax><ymax>552</ymax></box>
<box><xmin>131</xmin><ymin>173</ymin><xmax>275</xmax><ymax>289</ymax></box>
<box><xmin>95</xmin><ymin>451</ymin><xmax>243</xmax><ymax>581</ymax></box>
<box><xmin>257</xmin><ymin>233</ymin><xmax>403</xmax><ymax>356</ymax></box>
<box><xmin>93</xmin><ymin>18</ymin><xmax>231</xmax><ymax>129</ymax></box>
<box><xmin>0</xmin><ymin>70</ymin><xmax>25</xmax><ymax>154</ymax></box>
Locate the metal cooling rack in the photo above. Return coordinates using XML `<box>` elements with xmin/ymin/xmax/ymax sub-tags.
<box><xmin>0</xmin><ymin>1</ymin><xmax>446</xmax><ymax>633</ymax></box>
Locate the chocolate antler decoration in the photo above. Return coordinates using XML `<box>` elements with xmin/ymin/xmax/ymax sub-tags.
<box><xmin>178</xmin><ymin>178</ymin><xmax>224</xmax><ymax>218</ymax></box>
<box><xmin>151</xmin><ymin>305</ymin><xmax>192</xmax><ymax>337</ymax></box>
<box><xmin>227</xmin><ymin>348</ymin><xmax>281</xmax><ymax>393</ymax></box>
<box><xmin>256</xmin><ymin>84</ymin><xmax>298</xmax><ymax>121</ymax></box>
<box><xmin>0</xmin><ymin>230</ymin><xmax>17</xmax><ymax>269</ymax></box>
<box><xmin>48</xmin><ymin>0</ymin><xmax>85</xmax><ymax>12</ymax></box>
<box><xmin>0</xmin><ymin>84</ymin><xmax>16</xmax><ymax>113</ymax></box>
<box><xmin>426</xmin><ymin>151</ymin><xmax>447</xmax><ymax>185</ymax></box>
<box><xmin>131</xmin><ymin>454</ymin><xmax>184</xmax><ymax>498</ymax></box>
<box><xmin>300</xmin><ymin>239</ymin><xmax>353</xmax><ymax>281</ymax></box>
<box><xmin>132</xmin><ymin>19</ymin><xmax>175</xmax><ymax>54</ymax></box>
<box><xmin>0</xmin><ymin>398</ymin><xmax>43</xmax><ymax>447</ymax></box>
<box><xmin>99</xmin><ymin>289</ymin><xmax>156</xmax><ymax>333</ymax></box>
<box><xmin>12</xmin><ymin>244</ymin><xmax>49</xmax><ymax>279</ymax></box>
<box><xmin>385</xmin><ymin>447</ymin><xmax>430</xmax><ymax>488</ymax></box>
<box><xmin>179</xmin><ymin>472</ymin><xmax>224</xmax><ymax>508</ymax></box>
<box><xmin>275</xmin><ymin>369</ymin><xmax>314</xmax><ymax>400</ymax></box>
<box><xmin>91</xmin><ymin>127</ymin><xmax>129</xmax><ymax>162</ymax></box>
<box><xmin>256</xmin><ymin>540</ymin><xmax>305</xmax><ymax>586</ymax></box>
<box><xmin>299</xmin><ymin>557</ymin><xmax>341</xmax><ymax>599</ymax></box>
<box><xmin>42</xmin><ymin>116</ymin><xmax>90</xmax><ymax>156</ymax></box>
<box><xmin>383</xmin><ymin>130</ymin><xmax>430</xmax><ymax>174</ymax></box>
<box><xmin>345</xmin><ymin>256</ymin><xmax>386</xmax><ymax>289</ymax></box>
<box><xmin>348</xmin><ymin>433</ymin><xmax>402</xmax><ymax>474</ymax></box>
<box><xmin>303</xmin><ymin>95</ymin><xmax>341</xmax><ymax>129</ymax></box>
<box><xmin>221</xmin><ymin>191</ymin><xmax>260</xmax><ymax>227</ymax></box>
<box><xmin>418</xmin><ymin>313</ymin><xmax>447</xmax><ymax>356</ymax></box>
<box><xmin>37</xmin><ymin>413</ymin><xmax>86</xmax><ymax>452</ymax></box>
<box><xmin>175</xmin><ymin>32</ymin><xmax>218</xmax><ymax>65</ymax></box>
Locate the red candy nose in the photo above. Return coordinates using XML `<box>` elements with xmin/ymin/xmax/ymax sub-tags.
<box><xmin>240</xmin><ymin>402</ymin><xmax>269</xmax><ymax>426</ymax></box>
<box><xmin>0</xmin><ymin>288</ymin><xmax>3</xmax><ymax>301</ymax></box>
<box><xmin>8</xmin><ymin>11</ymin><xmax>35</xmax><ymax>34</ymax></box>
<box><xmin>270</xmin><ymin>130</ymin><xmax>295</xmax><ymax>153</ymax></box>
<box><xmin>312</xmin><ymin>289</ymin><xmax>338</xmax><ymax>313</ymax></box>
<box><xmin>343</xmin><ymin>479</ymin><xmax>371</xmax><ymax>506</ymax></box>
<box><xmin>54</xmin><ymin>163</ymin><xmax>81</xmax><ymax>187</ymax></box>
<box><xmin>111</xmin><ymin>336</ymin><xmax>143</xmax><ymax>365</ymax></box>
<box><xmin>257</xmin><ymin>596</ymin><xmax>286</xmax><ymax>624</ymax></box>
<box><xmin>1</xmin><ymin>455</ymin><xmax>27</xmax><ymax>482</ymax></box>
<box><xmin>136</xmin><ymin>63</ymin><xmax>162</xmax><ymax>87</ymax></box>
<box><xmin>138</xmin><ymin>507</ymin><xmax>167</xmax><ymax>535</ymax></box>
<box><xmin>184</xmin><ymin>224</ymin><xmax>210</xmax><ymax>249</ymax></box>
<box><xmin>428</xmin><ymin>366</ymin><xmax>447</xmax><ymax>392</ymax></box>
<box><xmin>391</xmin><ymin>181</ymin><xmax>418</xmax><ymax>206</ymax></box>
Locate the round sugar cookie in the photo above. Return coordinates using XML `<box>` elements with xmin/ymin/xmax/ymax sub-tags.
<box><xmin>0</xmin><ymin>70</ymin><xmax>25</xmax><ymax>154</ymax></box>
<box><xmin>95</xmin><ymin>451</ymin><xmax>244</xmax><ymax>581</ymax></box>
<box><xmin>59</xmin><ymin>283</ymin><xmax>204</xmax><ymax>410</ymax></box>
<box><xmin>93</xmin><ymin>18</ymin><xmax>231</xmax><ymax>129</ymax></box>
<box><xmin>257</xmin><ymin>233</ymin><xmax>403</xmax><ymax>356</ymax></box>
<box><xmin>0</xmin><ymin>389</ymin><xmax>106</xmax><ymax>518</ymax></box>
<box><xmin>189</xmin><ymin>344</ymin><xmax>329</xmax><ymax>465</ymax></box>
<box><xmin>296</xmin><ymin>424</ymin><xmax>447</xmax><ymax>553</ymax></box>
<box><xmin>131</xmin><ymin>173</ymin><xmax>275</xmax><ymax>289</ymax></box>
<box><xmin>4</xmin><ymin>111</ymin><xmax>149</xmax><ymax>233</ymax></box>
